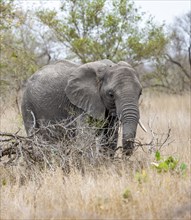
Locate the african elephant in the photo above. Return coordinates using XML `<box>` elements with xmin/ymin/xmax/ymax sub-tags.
<box><xmin>21</xmin><ymin>59</ymin><xmax>145</xmax><ymax>155</ymax></box>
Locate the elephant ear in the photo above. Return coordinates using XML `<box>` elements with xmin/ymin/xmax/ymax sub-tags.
<box><xmin>65</xmin><ymin>63</ymin><xmax>106</xmax><ymax>120</ymax></box>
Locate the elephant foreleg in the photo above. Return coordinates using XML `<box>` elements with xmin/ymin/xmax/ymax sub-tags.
<box><xmin>99</xmin><ymin>116</ymin><xmax>119</xmax><ymax>157</ymax></box>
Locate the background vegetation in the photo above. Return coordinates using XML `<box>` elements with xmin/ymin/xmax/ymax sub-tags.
<box><xmin>0</xmin><ymin>0</ymin><xmax>190</xmax><ymax>219</ymax></box>
<box><xmin>0</xmin><ymin>0</ymin><xmax>190</xmax><ymax>103</ymax></box>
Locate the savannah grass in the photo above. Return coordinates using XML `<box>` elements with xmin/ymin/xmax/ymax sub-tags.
<box><xmin>0</xmin><ymin>93</ymin><xmax>190</xmax><ymax>219</ymax></box>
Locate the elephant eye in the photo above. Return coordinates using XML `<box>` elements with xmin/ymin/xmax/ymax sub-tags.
<box><xmin>107</xmin><ymin>90</ymin><xmax>114</xmax><ymax>98</ymax></box>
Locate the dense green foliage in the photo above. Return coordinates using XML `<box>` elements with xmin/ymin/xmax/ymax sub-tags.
<box><xmin>37</xmin><ymin>0</ymin><xmax>167</xmax><ymax>64</ymax></box>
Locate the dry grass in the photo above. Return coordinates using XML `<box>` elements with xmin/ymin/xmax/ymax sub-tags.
<box><xmin>0</xmin><ymin>93</ymin><xmax>190</xmax><ymax>220</ymax></box>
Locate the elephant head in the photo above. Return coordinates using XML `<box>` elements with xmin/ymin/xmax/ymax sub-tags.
<box><xmin>65</xmin><ymin>60</ymin><xmax>142</xmax><ymax>155</ymax></box>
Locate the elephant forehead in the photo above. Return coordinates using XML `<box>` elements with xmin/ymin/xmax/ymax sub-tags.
<box><xmin>113</xmin><ymin>66</ymin><xmax>136</xmax><ymax>76</ymax></box>
<box><xmin>106</xmin><ymin>67</ymin><xmax>138</xmax><ymax>83</ymax></box>
<box><xmin>104</xmin><ymin>67</ymin><xmax>142</xmax><ymax>92</ymax></box>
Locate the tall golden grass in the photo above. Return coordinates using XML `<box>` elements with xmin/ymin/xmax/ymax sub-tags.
<box><xmin>0</xmin><ymin>93</ymin><xmax>190</xmax><ymax>219</ymax></box>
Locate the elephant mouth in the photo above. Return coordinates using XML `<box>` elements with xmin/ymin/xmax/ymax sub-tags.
<box><xmin>122</xmin><ymin>138</ymin><xmax>135</xmax><ymax>156</ymax></box>
<box><xmin>108</xmin><ymin>109</ymin><xmax>117</xmax><ymax>117</ymax></box>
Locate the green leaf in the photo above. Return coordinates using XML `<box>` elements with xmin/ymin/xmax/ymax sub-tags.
<box><xmin>157</xmin><ymin>161</ymin><xmax>169</xmax><ymax>172</ymax></box>
<box><xmin>180</xmin><ymin>163</ymin><xmax>187</xmax><ymax>171</ymax></box>
<box><xmin>122</xmin><ymin>188</ymin><xmax>132</xmax><ymax>199</ymax></box>
<box><xmin>11</xmin><ymin>52</ymin><xmax>18</xmax><ymax>58</ymax></box>
<box><xmin>165</xmin><ymin>156</ymin><xmax>179</xmax><ymax>170</ymax></box>
<box><xmin>155</xmin><ymin>150</ymin><xmax>161</xmax><ymax>161</ymax></box>
<box><xmin>2</xmin><ymin>179</ymin><xmax>6</xmax><ymax>186</ymax></box>
<box><xmin>135</xmin><ymin>170</ymin><xmax>148</xmax><ymax>183</ymax></box>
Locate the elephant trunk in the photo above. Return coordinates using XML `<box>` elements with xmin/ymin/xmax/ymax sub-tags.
<box><xmin>118</xmin><ymin>101</ymin><xmax>139</xmax><ymax>156</ymax></box>
<box><xmin>122</xmin><ymin>122</ymin><xmax>138</xmax><ymax>155</ymax></box>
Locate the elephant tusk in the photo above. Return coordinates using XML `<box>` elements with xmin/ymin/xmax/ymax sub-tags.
<box><xmin>139</xmin><ymin>120</ymin><xmax>147</xmax><ymax>133</ymax></box>
<box><xmin>115</xmin><ymin>121</ymin><xmax>123</xmax><ymax>158</ymax></box>
<box><xmin>117</xmin><ymin>121</ymin><xmax>123</xmax><ymax>146</ymax></box>
<box><xmin>30</xmin><ymin>110</ymin><xmax>36</xmax><ymax>129</ymax></box>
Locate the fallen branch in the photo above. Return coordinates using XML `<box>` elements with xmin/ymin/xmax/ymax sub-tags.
<box><xmin>0</xmin><ymin>116</ymin><xmax>172</xmax><ymax>168</ymax></box>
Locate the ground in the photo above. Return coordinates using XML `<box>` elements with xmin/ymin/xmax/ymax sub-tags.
<box><xmin>0</xmin><ymin>93</ymin><xmax>190</xmax><ymax>219</ymax></box>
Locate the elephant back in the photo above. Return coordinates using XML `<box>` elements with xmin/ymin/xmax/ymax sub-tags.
<box><xmin>25</xmin><ymin>61</ymin><xmax>77</xmax><ymax>91</ymax></box>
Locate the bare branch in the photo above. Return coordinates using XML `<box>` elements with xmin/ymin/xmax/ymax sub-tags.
<box><xmin>188</xmin><ymin>44</ymin><xmax>191</xmax><ymax>69</ymax></box>
<box><xmin>165</xmin><ymin>54</ymin><xmax>191</xmax><ymax>79</ymax></box>
<box><xmin>0</xmin><ymin>114</ymin><xmax>172</xmax><ymax>170</ymax></box>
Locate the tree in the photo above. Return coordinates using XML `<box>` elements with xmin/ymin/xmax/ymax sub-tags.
<box><xmin>166</xmin><ymin>11</ymin><xmax>191</xmax><ymax>83</ymax></box>
<box><xmin>36</xmin><ymin>0</ymin><xmax>167</xmax><ymax>65</ymax></box>
<box><xmin>0</xmin><ymin>0</ymin><xmax>57</xmax><ymax>103</ymax></box>
<box><xmin>0</xmin><ymin>0</ymin><xmax>38</xmax><ymax>106</ymax></box>
<box><xmin>142</xmin><ymin>12</ymin><xmax>190</xmax><ymax>93</ymax></box>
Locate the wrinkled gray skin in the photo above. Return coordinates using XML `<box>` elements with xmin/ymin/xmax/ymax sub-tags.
<box><xmin>21</xmin><ymin>59</ymin><xmax>142</xmax><ymax>155</ymax></box>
